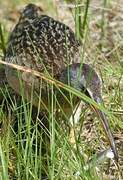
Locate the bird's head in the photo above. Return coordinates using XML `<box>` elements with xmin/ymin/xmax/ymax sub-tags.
<box><xmin>59</xmin><ymin>63</ymin><xmax>118</xmax><ymax>162</ymax></box>
<box><xmin>20</xmin><ymin>3</ymin><xmax>43</xmax><ymax>21</ymax></box>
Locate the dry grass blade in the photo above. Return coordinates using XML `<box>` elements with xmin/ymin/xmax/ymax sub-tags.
<box><xmin>0</xmin><ymin>59</ymin><xmax>110</xmax><ymax>114</ymax></box>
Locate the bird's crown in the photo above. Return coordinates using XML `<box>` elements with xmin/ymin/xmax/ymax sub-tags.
<box><xmin>20</xmin><ymin>3</ymin><xmax>43</xmax><ymax>20</ymax></box>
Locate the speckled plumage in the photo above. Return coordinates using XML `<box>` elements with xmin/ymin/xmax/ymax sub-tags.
<box><xmin>5</xmin><ymin>4</ymin><xmax>80</xmax><ymax>75</ymax></box>
<box><xmin>4</xmin><ymin>4</ymin><xmax>118</xmax><ymax>162</ymax></box>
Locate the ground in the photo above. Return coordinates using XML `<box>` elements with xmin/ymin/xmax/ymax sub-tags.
<box><xmin>0</xmin><ymin>0</ymin><xmax>123</xmax><ymax>179</ymax></box>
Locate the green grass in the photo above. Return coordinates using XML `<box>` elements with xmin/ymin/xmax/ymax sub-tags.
<box><xmin>0</xmin><ymin>0</ymin><xmax>123</xmax><ymax>179</ymax></box>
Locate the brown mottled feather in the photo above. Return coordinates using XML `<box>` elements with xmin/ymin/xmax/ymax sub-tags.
<box><xmin>4</xmin><ymin>4</ymin><xmax>118</xmax><ymax>161</ymax></box>
<box><xmin>5</xmin><ymin>4</ymin><xmax>81</xmax><ymax>76</ymax></box>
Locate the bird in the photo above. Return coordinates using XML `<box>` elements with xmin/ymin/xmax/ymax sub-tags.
<box><xmin>4</xmin><ymin>3</ymin><xmax>118</xmax><ymax>162</ymax></box>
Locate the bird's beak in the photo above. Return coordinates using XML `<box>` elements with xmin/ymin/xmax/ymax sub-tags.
<box><xmin>91</xmin><ymin>105</ymin><xmax>118</xmax><ymax>163</ymax></box>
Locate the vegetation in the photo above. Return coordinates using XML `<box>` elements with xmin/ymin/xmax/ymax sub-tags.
<box><xmin>0</xmin><ymin>0</ymin><xmax>123</xmax><ymax>179</ymax></box>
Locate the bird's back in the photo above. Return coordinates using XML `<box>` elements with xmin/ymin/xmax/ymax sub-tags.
<box><xmin>5</xmin><ymin>4</ymin><xmax>81</xmax><ymax>76</ymax></box>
